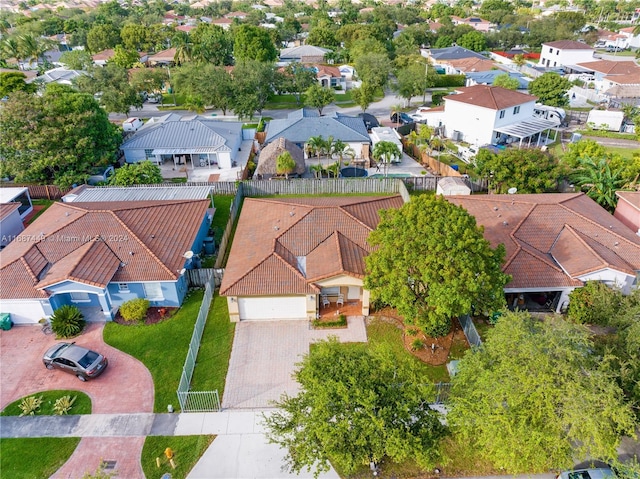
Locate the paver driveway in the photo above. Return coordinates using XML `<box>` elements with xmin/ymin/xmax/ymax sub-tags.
<box><xmin>1</xmin><ymin>323</ymin><xmax>153</xmax><ymax>478</ymax></box>
<box><xmin>222</xmin><ymin>317</ymin><xmax>367</xmax><ymax>409</ymax></box>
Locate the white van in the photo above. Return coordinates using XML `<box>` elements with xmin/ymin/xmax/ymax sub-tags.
<box><xmin>123</xmin><ymin>117</ymin><xmax>143</xmax><ymax>132</ymax></box>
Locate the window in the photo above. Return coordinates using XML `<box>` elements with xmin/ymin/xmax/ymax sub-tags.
<box><xmin>321</xmin><ymin>287</ymin><xmax>340</xmax><ymax>296</ymax></box>
<box><xmin>144</xmin><ymin>149</ymin><xmax>154</xmax><ymax>159</ymax></box>
<box><xmin>513</xmin><ymin>106</ymin><xmax>520</xmax><ymax>115</ymax></box>
<box><xmin>70</xmin><ymin>292</ymin><xmax>90</xmax><ymax>302</ymax></box>
<box><xmin>549</xmin><ymin>47</ymin><xmax>553</xmax><ymax>53</ymax></box>
<box><xmin>143</xmin><ymin>282</ymin><xmax>163</xmax><ymax>300</ymax></box>
<box><xmin>556</xmin><ymin>50</ymin><xmax>559</xmax><ymax>55</ymax></box>
<box><xmin>118</xmin><ymin>283</ymin><xmax>129</xmax><ymax>293</ymax></box>
<box><xmin>499</xmin><ymin>110</ymin><xmax>505</xmax><ymax>119</ymax></box>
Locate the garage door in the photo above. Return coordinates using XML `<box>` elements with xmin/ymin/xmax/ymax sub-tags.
<box><xmin>238</xmin><ymin>296</ymin><xmax>307</xmax><ymax>321</ymax></box>
<box><xmin>1</xmin><ymin>300</ymin><xmax>47</xmax><ymax>324</ymax></box>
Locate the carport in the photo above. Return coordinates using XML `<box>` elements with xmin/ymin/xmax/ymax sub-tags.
<box><xmin>493</xmin><ymin>118</ymin><xmax>559</xmax><ymax>148</ymax></box>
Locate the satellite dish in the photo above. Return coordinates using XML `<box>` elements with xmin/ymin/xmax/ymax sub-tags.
<box><xmin>507</xmin><ymin>187</ymin><xmax>518</xmax><ymax>195</ymax></box>
<box><xmin>183</xmin><ymin>251</ymin><xmax>194</xmax><ymax>259</ymax></box>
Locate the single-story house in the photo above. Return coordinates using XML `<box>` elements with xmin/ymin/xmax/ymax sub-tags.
<box><xmin>264</xmin><ymin>108</ymin><xmax>371</xmax><ymax>160</ymax></box>
<box><xmin>38</xmin><ymin>67</ymin><xmax>85</xmax><ymax>85</ymax></box>
<box><xmin>465</xmin><ymin>70</ymin><xmax>530</xmax><ymax>89</ymax></box>
<box><xmin>450</xmin><ymin>16</ymin><xmax>493</xmax><ymax>32</ymax></box>
<box><xmin>220</xmin><ymin>196</ymin><xmax>404</xmax><ymax>321</ymax></box>
<box><xmin>147</xmin><ymin>48</ymin><xmax>177</xmax><ymax>66</ymax></box>
<box><xmin>120</xmin><ymin>113</ymin><xmax>243</xmax><ymax>170</ymax></box>
<box><xmin>421</xmin><ymin>46</ymin><xmax>487</xmax><ymax>74</ymax></box>
<box><xmin>446</xmin><ymin>193</ymin><xmax>640</xmax><ymax>312</ymax></box>
<box><xmin>254</xmin><ymin>137</ymin><xmax>306</xmax><ymax>179</ymax></box>
<box><xmin>0</xmin><ymin>187</ymin><xmax>33</xmax><ymax>219</ymax></box>
<box><xmin>279</xmin><ymin>45</ymin><xmax>331</xmax><ymax>64</ymax></box>
<box><xmin>0</xmin><ymin>198</ymin><xmax>212</xmax><ymax>324</ymax></box>
<box><xmin>0</xmin><ymin>203</ymin><xmax>24</xmax><ymax>248</ymax></box>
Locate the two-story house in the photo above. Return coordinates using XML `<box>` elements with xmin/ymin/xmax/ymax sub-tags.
<box><xmin>539</xmin><ymin>40</ymin><xmax>594</xmax><ymax>69</ymax></box>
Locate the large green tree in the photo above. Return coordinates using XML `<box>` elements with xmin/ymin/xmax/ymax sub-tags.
<box><xmin>74</xmin><ymin>63</ymin><xmax>142</xmax><ymax>115</ymax></box>
<box><xmin>473</xmin><ymin>148</ymin><xmax>564</xmax><ymax>193</ymax></box>
<box><xmin>264</xmin><ymin>338</ymin><xmax>446</xmax><ymax>477</ymax></box>
<box><xmin>173</xmin><ymin>63</ymin><xmax>233</xmax><ymax>114</ymax></box>
<box><xmin>457</xmin><ymin>31</ymin><xmax>487</xmax><ymax>52</ymax></box>
<box><xmin>190</xmin><ymin>23</ymin><xmax>232</xmax><ymax>65</ymax></box>
<box><xmin>492</xmin><ymin>73</ymin><xmax>520</xmax><ymax>90</ymax></box>
<box><xmin>232</xmin><ymin>24</ymin><xmax>278</xmax><ymax>63</ymax></box>
<box><xmin>354</xmin><ymin>53</ymin><xmax>392</xmax><ymax>91</ymax></box>
<box><xmin>108</xmin><ymin>161</ymin><xmax>162</xmax><ymax>186</ymax></box>
<box><xmin>0</xmin><ymin>71</ymin><xmax>36</xmax><ymax>97</ymax></box>
<box><xmin>303</xmin><ymin>83</ymin><xmax>335</xmax><ymax>115</ymax></box>
<box><xmin>350</xmin><ymin>82</ymin><xmax>376</xmax><ymax>112</ymax></box>
<box><xmin>229</xmin><ymin>60</ymin><xmax>275</xmax><ymax>118</ymax></box>
<box><xmin>570</xmin><ymin>156</ymin><xmax>625</xmax><ymax>211</ymax></box>
<box><xmin>448</xmin><ymin>311</ymin><xmax>637</xmax><ymax>473</ymax></box>
<box><xmin>364</xmin><ymin>195</ymin><xmax>509</xmax><ymax>336</ymax></box>
<box><xmin>0</xmin><ymin>84</ymin><xmax>121</xmax><ymax>188</ymax></box>
<box><xmin>529</xmin><ymin>72</ymin><xmax>572</xmax><ymax>107</ymax></box>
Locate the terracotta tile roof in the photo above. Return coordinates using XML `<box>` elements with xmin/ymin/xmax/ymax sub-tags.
<box><xmin>92</xmin><ymin>49</ymin><xmax>114</xmax><ymax>61</ymax></box>
<box><xmin>148</xmin><ymin>48</ymin><xmax>177</xmax><ymax>62</ymax></box>
<box><xmin>576</xmin><ymin>60</ymin><xmax>640</xmax><ymax>76</ymax></box>
<box><xmin>315</xmin><ymin>64</ymin><xmax>341</xmax><ymax>77</ymax></box>
<box><xmin>220</xmin><ymin>196</ymin><xmax>404</xmax><ymax>296</ymax></box>
<box><xmin>542</xmin><ymin>40</ymin><xmax>594</xmax><ymax>50</ymax></box>
<box><xmin>445</xmin><ymin>85</ymin><xmax>536</xmax><ymax>110</ymax></box>
<box><xmin>0</xmin><ymin>202</ymin><xmax>20</xmax><ymax>221</ymax></box>
<box><xmin>0</xmin><ymin>200</ymin><xmax>210</xmax><ymax>299</ymax></box>
<box><xmin>447</xmin><ymin>193</ymin><xmax>640</xmax><ymax>289</ymax></box>
<box><xmin>616</xmin><ymin>191</ymin><xmax>640</xmax><ymax>209</ymax></box>
<box><xmin>604</xmin><ymin>72</ymin><xmax>640</xmax><ymax>85</ymax></box>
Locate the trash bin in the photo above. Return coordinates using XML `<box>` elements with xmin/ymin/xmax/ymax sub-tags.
<box><xmin>203</xmin><ymin>237</ymin><xmax>215</xmax><ymax>255</ymax></box>
<box><xmin>0</xmin><ymin>313</ymin><xmax>13</xmax><ymax>331</ymax></box>
<box><xmin>451</xmin><ymin>164</ymin><xmax>459</xmax><ymax>171</ymax></box>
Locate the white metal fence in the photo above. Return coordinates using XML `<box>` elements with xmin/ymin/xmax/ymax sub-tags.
<box><xmin>458</xmin><ymin>314</ymin><xmax>482</xmax><ymax>348</ymax></box>
<box><xmin>176</xmin><ymin>271</ymin><xmax>221</xmax><ymax>412</ymax></box>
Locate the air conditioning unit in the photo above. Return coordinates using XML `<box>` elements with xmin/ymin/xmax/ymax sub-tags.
<box><xmin>452</xmin><ymin>130</ymin><xmax>463</xmax><ymax>141</ymax></box>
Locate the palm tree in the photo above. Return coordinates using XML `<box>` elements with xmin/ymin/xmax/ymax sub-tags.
<box><xmin>571</xmin><ymin>156</ymin><xmax>625</xmax><ymax>212</ymax></box>
<box><xmin>18</xmin><ymin>34</ymin><xmax>55</xmax><ymax>67</ymax></box>
<box><xmin>372</xmin><ymin>141</ymin><xmax>401</xmax><ymax>177</ymax></box>
<box><xmin>307</xmin><ymin>135</ymin><xmax>326</xmax><ymax>165</ymax></box>
<box><xmin>1</xmin><ymin>37</ymin><xmax>22</xmax><ymax>69</ymax></box>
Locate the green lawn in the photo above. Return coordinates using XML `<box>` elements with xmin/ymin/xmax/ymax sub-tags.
<box><xmin>366</xmin><ymin>319</ymin><xmax>450</xmax><ymax>383</ymax></box>
<box><xmin>104</xmin><ymin>289</ymin><xmax>205</xmax><ymax>412</ymax></box>
<box><xmin>1</xmin><ymin>390</ymin><xmax>91</xmax><ymax>416</ymax></box>
<box><xmin>27</xmin><ymin>199</ymin><xmax>54</xmax><ymax>225</ymax></box>
<box><xmin>0</xmin><ymin>437</ymin><xmax>81</xmax><ymax>479</ymax></box>
<box><xmin>190</xmin><ymin>292</ymin><xmax>235</xmax><ymax>395</ymax></box>
<box><xmin>211</xmin><ymin>195</ymin><xmax>234</xmax><ymax>244</ymax></box>
<box><xmin>141</xmin><ymin>435</ymin><xmax>215</xmax><ymax>479</ymax></box>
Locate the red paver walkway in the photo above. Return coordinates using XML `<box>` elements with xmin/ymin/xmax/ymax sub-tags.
<box><xmin>1</xmin><ymin>323</ymin><xmax>154</xmax><ymax>478</ymax></box>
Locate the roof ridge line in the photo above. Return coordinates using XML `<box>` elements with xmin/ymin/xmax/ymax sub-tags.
<box><xmin>549</xmin><ymin>224</ymin><xmax>606</xmax><ymax>277</ymax></box>
<box><xmin>219</xmin><ymin>252</ymin><xmax>275</xmax><ymax>295</ymax></box>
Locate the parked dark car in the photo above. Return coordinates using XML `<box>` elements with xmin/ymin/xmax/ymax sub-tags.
<box><xmin>390</xmin><ymin>112</ymin><xmax>414</xmax><ymax>125</ymax></box>
<box><xmin>43</xmin><ymin>342</ymin><xmax>108</xmax><ymax>381</ymax></box>
<box><xmin>358</xmin><ymin>112</ymin><xmax>380</xmax><ymax>130</ymax></box>
<box><xmin>556</xmin><ymin>468</ymin><xmax>616</xmax><ymax>479</ymax></box>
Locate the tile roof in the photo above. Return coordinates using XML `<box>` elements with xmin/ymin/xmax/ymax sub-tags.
<box><xmin>265</xmin><ymin>109</ymin><xmax>370</xmax><ymax>144</ymax></box>
<box><xmin>446</xmin><ymin>193</ymin><xmax>640</xmax><ymax>289</ymax></box>
<box><xmin>220</xmin><ymin>196</ymin><xmax>404</xmax><ymax>296</ymax></box>
<box><xmin>446</xmin><ymin>57</ymin><xmax>497</xmax><ymax>72</ymax></box>
<box><xmin>92</xmin><ymin>49</ymin><xmax>114</xmax><ymax>61</ymax></box>
<box><xmin>0</xmin><ymin>202</ymin><xmax>20</xmax><ymax>221</ymax></box>
<box><xmin>444</xmin><ymin>85</ymin><xmax>536</xmax><ymax>110</ymax></box>
<box><xmin>542</xmin><ymin>40</ymin><xmax>594</xmax><ymax>50</ymax></box>
<box><xmin>255</xmin><ymin>137</ymin><xmax>306</xmax><ymax>178</ymax></box>
<box><xmin>576</xmin><ymin>60</ymin><xmax>640</xmax><ymax>76</ymax></box>
<box><xmin>604</xmin><ymin>72</ymin><xmax>640</xmax><ymax>85</ymax></box>
<box><xmin>121</xmin><ymin>115</ymin><xmax>242</xmax><ymax>152</ymax></box>
<box><xmin>616</xmin><ymin>191</ymin><xmax>640</xmax><ymax>209</ymax></box>
<box><xmin>0</xmin><ymin>200</ymin><xmax>210</xmax><ymax>299</ymax></box>
<box><xmin>148</xmin><ymin>48</ymin><xmax>177</xmax><ymax>62</ymax></box>
<box><xmin>280</xmin><ymin>45</ymin><xmax>331</xmax><ymax>59</ymax></box>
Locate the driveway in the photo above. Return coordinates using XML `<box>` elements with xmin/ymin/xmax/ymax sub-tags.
<box><xmin>222</xmin><ymin>317</ymin><xmax>367</xmax><ymax>409</ymax></box>
<box><xmin>0</xmin><ymin>323</ymin><xmax>153</xmax><ymax>478</ymax></box>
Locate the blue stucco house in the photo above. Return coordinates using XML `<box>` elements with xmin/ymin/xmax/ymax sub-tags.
<box><xmin>0</xmin><ymin>196</ymin><xmax>212</xmax><ymax>324</ymax></box>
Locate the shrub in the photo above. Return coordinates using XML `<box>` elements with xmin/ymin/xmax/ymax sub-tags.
<box><xmin>410</xmin><ymin>338</ymin><xmax>424</xmax><ymax>351</ymax></box>
<box><xmin>50</xmin><ymin>305</ymin><xmax>85</xmax><ymax>338</ymax></box>
<box><xmin>119</xmin><ymin>298</ymin><xmax>150</xmax><ymax>323</ymax></box>
<box><xmin>312</xmin><ymin>314</ymin><xmax>347</xmax><ymax>328</ymax></box>
<box><xmin>19</xmin><ymin>395</ymin><xmax>43</xmax><ymax>416</ymax></box>
<box><xmin>53</xmin><ymin>395</ymin><xmax>77</xmax><ymax>415</ymax></box>
<box><xmin>567</xmin><ymin>281</ymin><xmax>623</xmax><ymax>326</ymax></box>
<box><xmin>406</xmin><ymin>327</ymin><xmax>419</xmax><ymax>336</ymax></box>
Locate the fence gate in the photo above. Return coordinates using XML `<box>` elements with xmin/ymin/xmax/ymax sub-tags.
<box><xmin>177</xmin><ymin>390</ymin><xmax>220</xmax><ymax>412</ymax></box>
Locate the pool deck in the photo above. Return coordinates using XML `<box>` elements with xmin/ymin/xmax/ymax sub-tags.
<box><xmin>303</xmin><ymin>153</ymin><xmax>428</xmax><ymax>179</ymax></box>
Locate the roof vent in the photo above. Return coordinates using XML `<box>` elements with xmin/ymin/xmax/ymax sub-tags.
<box><xmin>120</xmin><ymin>262</ymin><xmax>126</xmax><ymax>267</ymax></box>
<box><xmin>614</xmin><ymin>241</ymin><xmax>619</xmax><ymax>246</ymax></box>
<box><xmin>274</xmin><ymin>226</ymin><xmax>279</xmax><ymax>231</ymax></box>
<box><xmin>503</xmin><ymin>221</ymin><xmax>508</xmax><ymax>226</ymax></box>
<box><xmin>65</xmin><ymin>212</ymin><xmax>70</xmax><ymax>216</ymax></box>
<box><xmin>289</xmin><ymin>211</ymin><xmax>295</xmax><ymax>216</ymax></box>
<box><xmin>497</xmin><ymin>214</ymin><xmax>501</xmax><ymax>217</ymax></box>
<box><xmin>129</xmin><ymin>251</ymin><xmax>134</xmax><ymax>255</ymax></box>
<box><xmin>151</xmin><ymin>234</ymin><xmax>155</xmax><ymax>238</ymax></box>
<box><xmin>493</xmin><ymin>206</ymin><xmax>498</xmax><ymax>211</ymax></box>
<box><xmin>609</xmin><ymin>225</ymin><xmax>613</xmax><ymax>229</ymax></box>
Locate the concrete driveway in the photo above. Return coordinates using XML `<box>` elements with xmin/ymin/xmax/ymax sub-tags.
<box><xmin>221</xmin><ymin>317</ymin><xmax>367</xmax><ymax>409</ymax></box>
<box><xmin>0</xmin><ymin>323</ymin><xmax>153</xmax><ymax>478</ymax></box>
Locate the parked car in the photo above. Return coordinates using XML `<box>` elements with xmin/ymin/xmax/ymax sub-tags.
<box><xmin>556</xmin><ymin>468</ymin><xmax>616</xmax><ymax>479</ymax></box>
<box><xmin>605</xmin><ymin>45</ymin><xmax>624</xmax><ymax>52</ymax></box>
<box><xmin>43</xmin><ymin>342</ymin><xmax>108</xmax><ymax>381</ymax></box>
<box><xmin>390</xmin><ymin>112</ymin><xmax>414</xmax><ymax>125</ymax></box>
<box><xmin>147</xmin><ymin>93</ymin><xmax>162</xmax><ymax>103</ymax></box>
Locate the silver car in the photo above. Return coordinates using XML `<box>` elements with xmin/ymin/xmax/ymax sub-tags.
<box><xmin>557</xmin><ymin>468</ymin><xmax>616</xmax><ymax>479</ymax></box>
<box><xmin>43</xmin><ymin>342</ymin><xmax>108</xmax><ymax>381</ymax></box>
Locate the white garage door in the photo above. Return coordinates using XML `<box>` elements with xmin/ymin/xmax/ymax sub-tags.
<box><xmin>238</xmin><ymin>296</ymin><xmax>307</xmax><ymax>321</ymax></box>
<box><xmin>1</xmin><ymin>300</ymin><xmax>47</xmax><ymax>324</ymax></box>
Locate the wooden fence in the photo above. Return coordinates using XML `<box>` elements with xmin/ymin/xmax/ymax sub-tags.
<box><xmin>240</xmin><ymin>178</ymin><xmax>406</xmax><ymax>196</ymax></box>
<box><xmin>186</xmin><ymin>268</ymin><xmax>224</xmax><ymax>287</ymax></box>
<box><xmin>8</xmin><ymin>184</ymin><xmax>71</xmax><ymax>200</ymax></box>
<box><xmin>214</xmin><ymin>187</ymin><xmax>244</xmax><ymax>269</ymax></box>
<box><xmin>403</xmin><ymin>142</ymin><xmax>462</xmax><ymax>178</ymax></box>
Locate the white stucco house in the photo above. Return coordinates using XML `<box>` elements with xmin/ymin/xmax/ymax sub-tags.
<box><xmin>539</xmin><ymin>40</ymin><xmax>595</xmax><ymax>69</ymax></box>
<box><xmin>419</xmin><ymin>85</ymin><xmax>559</xmax><ymax>147</ymax></box>
<box><xmin>120</xmin><ymin>113</ymin><xmax>243</xmax><ymax>170</ymax></box>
